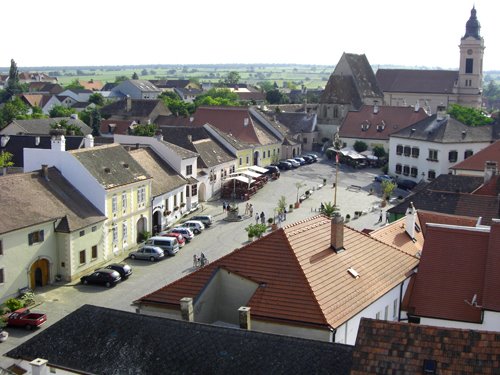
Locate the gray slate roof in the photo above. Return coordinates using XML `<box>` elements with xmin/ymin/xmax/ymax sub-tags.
<box><xmin>253</xmin><ymin>108</ymin><xmax>316</xmax><ymax>137</ymax></box>
<box><xmin>376</xmin><ymin>69</ymin><xmax>459</xmax><ymax>94</ymax></box>
<box><xmin>127</xmin><ymin>79</ymin><xmax>162</xmax><ymax>92</ymax></box>
<box><xmin>391</xmin><ymin>114</ymin><xmax>496</xmax><ymax>143</ymax></box>
<box><xmin>100</xmin><ymin>98</ymin><xmax>168</xmax><ymax>118</ymax></box>
<box><xmin>320</xmin><ymin>75</ymin><xmax>362</xmax><ymax>107</ymax></box>
<box><xmin>71</xmin><ymin>144</ymin><xmax>151</xmax><ymax>190</ymax></box>
<box><xmin>0</xmin><ymin>168</ymin><xmax>105</xmax><ymax>235</ymax></box>
<box><xmin>6</xmin><ymin>117</ymin><xmax>92</xmax><ymax>136</ymax></box>
<box><xmin>7</xmin><ymin>304</ymin><xmax>354</xmax><ymax>375</ymax></box>
<box><xmin>129</xmin><ymin>148</ymin><xmax>187</xmax><ymax>197</ymax></box>
<box><xmin>341</xmin><ymin>53</ymin><xmax>384</xmax><ymax>99</ymax></box>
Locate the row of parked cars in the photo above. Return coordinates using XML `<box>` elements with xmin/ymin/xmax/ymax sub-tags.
<box><xmin>80</xmin><ymin>215</ymin><xmax>213</xmax><ymax>288</ymax></box>
<box><xmin>276</xmin><ymin>154</ymin><xmax>318</xmax><ymax>170</ymax></box>
<box><xmin>373</xmin><ymin>174</ymin><xmax>418</xmax><ymax>191</ymax></box>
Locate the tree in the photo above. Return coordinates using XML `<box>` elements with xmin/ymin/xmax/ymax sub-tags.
<box><xmin>0</xmin><ymin>151</ymin><xmax>14</xmax><ymax>174</ymax></box>
<box><xmin>372</xmin><ymin>145</ymin><xmax>386</xmax><ymax>158</ymax></box>
<box><xmin>132</xmin><ymin>123</ymin><xmax>157</xmax><ymax>136</ymax></box>
<box><xmin>89</xmin><ymin>93</ymin><xmax>104</xmax><ymax>106</ymax></box>
<box><xmin>141</xmin><ymin>69</ymin><xmax>149</xmax><ymax>76</ymax></box>
<box><xmin>266</xmin><ymin>89</ymin><xmax>288</xmax><ymax>104</ymax></box>
<box><xmin>447</xmin><ymin>104</ymin><xmax>494</xmax><ymax>126</ymax></box>
<box><xmin>194</xmin><ymin>88</ymin><xmax>239</xmax><ymax>107</ymax></box>
<box><xmin>224</xmin><ymin>71</ymin><xmax>240</xmax><ymax>86</ymax></box>
<box><xmin>353</xmin><ymin>140</ymin><xmax>368</xmax><ymax>153</ymax></box>
<box><xmin>245</xmin><ymin>223</ymin><xmax>267</xmax><ymax>239</ymax></box>
<box><xmin>0</xmin><ymin>96</ymin><xmax>30</xmax><ymax>128</ymax></box>
<box><xmin>115</xmin><ymin>75</ymin><xmax>128</xmax><ymax>83</ymax></box>
<box><xmin>5</xmin><ymin>59</ymin><xmax>22</xmax><ymax>100</ymax></box>
<box><xmin>295</xmin><ymin>181</ymin><xmax>306</xmax><ymax>204</ymax></box>
<box><xmin>50</xmin><ymin>119</ymin><xmax>83</xmax><ymax>136</ymax></box>
<box><xmin>257</xmin><ymin>81</ymin><xmax>274</xmax><ymax>92</ymax></box>
<box><xmin>30</xmin><ymin>105</ymin><xmax>45</xmax><ymax>119</ymax></box>
<box><xmin>49</xmin><ymin>105</ymin><xmax>73</xmax><ymax>118</ymax></box>
<box><xmin>320</xmin><ymin>202</ymin><xmax>338</xmax><ymax>217</ymax></box>
<box><xmin>65</xmin><ymin>79</ymin><xmax>84</xmax><ymax>90</ymax></box>
<box><xmin>159</xmin><ymin>91</ymin><xmax>195</xmax><ymax>117</ymax></box>
<box><xmin>381</xmin><ymin>180</ymin><xmax>396</xmax><ymax>202</ymax></box>
<box><xmin>132</xmin><ymin>72</ymin><xmax>139</xmax><ymax>80</ymax></box>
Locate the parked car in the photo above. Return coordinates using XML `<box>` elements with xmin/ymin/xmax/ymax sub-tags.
<box><xmin>81</xmin><ymin>268</ymin><xmax>121</xmax><ymax>287</ymax></box>
<box><xmin>129</xmin><ymin>245</ymin><xmax>165</xmax><ymax>261</ymax></box>
<box><xmin>294</xmin><ymin>157</ymin><xmax>306</xmax><ymax>165</ymax></box>
<box><xmin>287</xmin><ymin>159</ymin><xmax>300</xmax><ymax>168</ymax></box>
<box><xmin>190</xmin><ymin>215</ymin><xmax>213</xmax><ymax>227</ymax></box>
<box><xmin>105</xmin><ymin>263</ymin><xmax>132</xmax><ymax>279</ymax></box>
<box><xmin>161</xmin><ymin>231</ymin><xmax>186</xmax><ymax>247</ymax></box>
<box><xmin>278</xmin><ymin>161</ymin><xmax>292</xmax><ymax>170</ymax></box>
<box><xmin>5</xmin><ymin>308</ymin><xmax>47</xmax><ymax>330</ymax></box>
<box><xmin>181</xmin><ymin>220</ymin><xmax>205</xmax><ymax>234</ymax></box>
<box><xmin>301</xmin><ymin>155</ymin><xmax>314</xmax><ymax>164</ymax></box>
<box><xmin>169</xmin><ymin>227</ymin><xmax>195</xmax><ymax>242</ymax></box>
<box><xmin>264</xmin><ymin>165</ymin><xmax>280</xmax><ymax>179</ymax></box>
<box><xmin>306</xmin><ymin>153</ymin><xmax>319</xmax><ymax>162</ymax></box>
<box><xmin>397</xmin><ymin>178</ymin><xmax>418</xmax><ymax>191</ymax></box>
<box><xmin>374</xmin><ymin>174</ymin><xmax>395</xmax><ymax>183</ymax></box>
<box><xmin>145</xmin><ymin>236</ymin><xmax>180</xmax><ymax>255</ymax></box>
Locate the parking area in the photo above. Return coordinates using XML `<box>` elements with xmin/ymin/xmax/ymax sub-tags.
<box><xmin>0</xmin><ymin>155</ymin><xmax>409</xmax><ymax>361</ymax></box>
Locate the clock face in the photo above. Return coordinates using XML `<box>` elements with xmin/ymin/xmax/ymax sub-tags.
<box><xmin>467</xmin><ymin>49</ymin><xmax>473</xmax><ymax>55</ymax></box>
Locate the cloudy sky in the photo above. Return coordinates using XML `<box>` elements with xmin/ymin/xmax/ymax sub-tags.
<box><xmin>4</xmin><ymin>0</ymin><xmax>499</xmax><ymax>70</ymax></box>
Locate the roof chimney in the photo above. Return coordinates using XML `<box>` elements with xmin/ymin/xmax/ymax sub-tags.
<box><xmin>373</xmin><ymin>101</ymin><xmax>379</xmax><ymax>114</ymax></box>
<box><xmin>84</xmin><ymin>134</ymin><xmax>94</xmax><ymax>148</ymax></box>
<box><xmin>484</xmin><ymin>161</ymin><xmax>498</xmax><ymax>184</ymax></box>
<box><xmin>405</xmin><ymin>202</ymin><xmax>417</xmax><ymax>240</ymax></box>
<box><xmin>51</xmin><ymin>134</ymin><xmax>66</xmax><ymax>152</ymax></box>
<box><xmin>180</xmin><ymin>297</ymin><xmax>194</xmax><ymax>322</ymax></box>
<box><xmin>189</xmin><ymin>116</ymin><xmax>194</xmax><ymax>123</ymax></box>
<box><xmin>30</xmin><ymin>358</ymin><xmax>48</xmax><ymax>375</ymax></box>
<box><xmin>41</xmin><ymin>164</ymin><xmax>49</xmax><ymax>181</ymax></box>
<box><xmin>244</xmin><ymin>118</ymin><xmax>249</xmax><ymax>127</ymax></box>
<box><xmin>436</xmin><ymin>105</ymin><xmax>447</xmax><ymax>120</ymax></box>
<box><xmin>126</xmin><ymin>95</ymin><xmax>132</xmax><ymax>112</ymax></box>
<box><xmin>187</xmin><ymin>134</ymin><xmax>192</xmax><ymax>143</ymax></box>
<box><xmin>414</xmin><ymin>100</ymin><xmax>420</xmax><ymax>112</ymax></box>
<box><xmin>238</xmin><ymin>306</ymin><xmax>251</xmax><ymax>330</ymax></box>
<box><xmin>331</xmin><ymin>213</ymin><xmax>345</xmax><ymax>253</ymax></box>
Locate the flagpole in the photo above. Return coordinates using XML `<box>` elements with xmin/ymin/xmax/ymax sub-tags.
<box><xmin>333</xmin><ymin>133</ymin><xmax>340</xmax><ymax>207</ymax></box>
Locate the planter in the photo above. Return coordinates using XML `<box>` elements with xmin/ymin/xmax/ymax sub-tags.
<box><xmin>294</xmin><ymin>202</ymin><xmax>300</xmax><ymax>209</ymax></box>
<box><xmin>0</xmin><ymin>331</ymin><xmax>8</xmax><ymax>342</ymax></box>
<box><xmin>271</xmin><ymin>223</ymin><xmax>278</xmax><ymax>231</ymax></box>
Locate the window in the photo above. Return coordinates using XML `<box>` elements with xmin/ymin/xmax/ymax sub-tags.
<box><xmin>92</xmin><ymin>245</ymin><xmax>97</xmax><ymax>259</ymax></box>
<box><xmin>239</xmin><ymin>157</ymin><xmax>242</xmax><ymax>166</ymax></box>
<box><xmin>112</xmin><ymin>195</ymin><xmax>118</xmax><ymax>214</ymax></box>
<box><xmin>428</xmin><ymin>170</ymin><xmax>436</xmax><ymax>179</ymax></box>
<box><xmin>396</xmin><ymin>145</ymin><xmax>403</xmax><ymax>155</ymax></box>
<box><xmin>333</xmin><ymin>106</ymin><xmax>339</xmax><ymax>118</ymax></box>
<box><xmin>0</xmin><ymin>268</ymin><xmax>4</xmax><ymax>283</ymax></box>
<box><xmin>191</xmin><ymin>184</ymin><xmax>198</xmax><ymax>196</ymax></box>
<box><xmin>393</xmin><ymin>299</ymin><xmax>398</xmax><ymax>319</ymax></box>
<box><xmin>79</xmin><ymin>230</ymin><xmax>85</xmax><ymax>237</ymax></box>
<box><xmin>79</xmin><ymin>250</ymin><xmax>86</xmax><ymax>265</ymax></box>
<box><xmin>174</xmin><ymin>195</ymin><xmax>177</xmax><ymax>206</ymax></box>
<box><xmin>411</xmin><ymin>147</ymin><xmax>419</xmax><ymax>158</ymax></box>
<box><xmin>403</xmin><ymin>146</ymin><xmax>411</xmax><ymax>157</ymax></box>
<box><xmin>384</xmin><ymin>305</ymin><xmax>389</xmax><ymax>320</ymax></box>
<box><xmin>122</xmin><ymin>222</ymin><xmax>128</xmax><ymax>241</ymax></box>
<box><xmin>246</xmin><ymin>156</ymin><xmax>249</xmax><ymax>164</ymax></box>
<box><xmin>395</xmin><ymin>164</ymin><xmax>402</xmax><ymax>175</ymax></box>
<box><xmin>0</xmin><ymin>240</ymin><xmax>2</xmax><ymax>255</ymax></box>
<box><xmin>186</xmin><ymin>185</ymin><xmax>190</xmax><ymax>197</ymax></box>
<box><xmin>375</xmin><ymin>312</ymin><xmax>381</xmax><ymax>320</ymax></box>
<box><xmin>448</xmin><ymin>150</ymin><xmax>458</xmax><ymax>163</ymax></box>
<box><xmin>428</xmin><ymin>149</ymin><xmax>438</xmax><ymax>161</ymax></box>
<box><xmin>122</xmin><ymin>192</ymin><xmax>127</xmax><ymax>212</ymax></box>
<box><xmin>273</xmin><ymin>149</ymin><xmax>276</xmax><ymax>156</ymax></box>
<box><xmin>186</xmin><ymin>165</ymin><xmax>193</xmax><ymax>176</ymax></box>
<box><xmin>303</xmin><ymin>138</ymin><xmax>307</xmax><ymax>144</ymax></box>
<box><xmin>28</xmin><ymin>230</ymin><xmax>44</xmax><ymax>245</ymax></box>
<box><xmin>92</xmin><ymin>226</ymin><xmax>97</xmax><ymax>232</ymax></box>
<box><xmin>464</xmin><ymin>150</ymin><xmax>473</xmax><ymax>159</ymax></box>
<box><xmin>137</xmin><ymin>186</ymin><xmax>146</xmax><ymax>205</ymax></box>
<box><xmin>410</xmin><ymin>167</ymin><xmax>418</xmax><ymax>177</ymax></box>
<box><xmin>403</xmin><ymin>165</ymin><xmax>410</xmax><ymax>176</ymax></box>
<box><xmin>465</xmin><ymin>58</ymin><xmax>473</xmax><ymax>74</ymax></box>
<box><xmin>180</xmin><ymin>192</ymin><xmax>184</xmax><ymax>203</ymax></box>
<box><xmin>268</xmin><ymin>150</ymin><xmax>271</xmax><ymax>157</ymax></box>
<box><xmin>112</xmin><ymin>225</ymin><xmax>118</xmax><ymax>244</ymax></box>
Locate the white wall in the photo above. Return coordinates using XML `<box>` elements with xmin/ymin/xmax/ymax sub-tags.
<box><xmin>252</xmin><ymin>320</ymin><xmax>332</xmax><ymax>342</ymax></box>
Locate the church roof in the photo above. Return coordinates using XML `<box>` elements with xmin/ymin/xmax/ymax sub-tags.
<box><xmin>376</xmin><ymin>69</ymin><xmax>458</xmax><ymax>94</ymax></box>
<box><xmin>463</xmin><ymin>6</ymin><xmax>481</xmax><ymax>40</ymax></box>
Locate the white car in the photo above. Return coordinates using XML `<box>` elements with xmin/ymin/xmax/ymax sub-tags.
<box><xmin>287</xmin><ymin>159</ymin><xmax>300</xmax><ymax>168</ymax></box>
<box><xmin>181</xmin><ymin>220</ymin><xmax>205</xmax><ymax>234</ymax></box>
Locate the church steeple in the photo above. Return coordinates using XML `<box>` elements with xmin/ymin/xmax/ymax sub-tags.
<box><xmin>463</xmin><ymin>6</ymin><xmax>481</xmax><ymax>40</ymax></box>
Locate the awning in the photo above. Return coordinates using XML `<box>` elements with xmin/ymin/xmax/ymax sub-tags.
<box><xmin>226</xmin><ymin>175</ymin><xmax>254</xmax><ymax>184</ymax></box>
<box><xmin>248</xmin><ymin>166</ymin><xmax>268</xmax><ymax>173</ymax></box>
<box><xmin>241</xmin><ymin>170</ymin><xmax>262</xmax><ymax>178</ymax></box>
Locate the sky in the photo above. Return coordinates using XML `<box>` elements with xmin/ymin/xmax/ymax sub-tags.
<box><xmin>3</xmin><ymin>0</ymin><xmax>499</xmax><ymax>70</ymax></box>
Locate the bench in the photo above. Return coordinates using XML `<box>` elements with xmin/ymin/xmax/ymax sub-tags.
<box><xmin>346</xmin><ymin>185</ymin><xmax>362</xmax><ymax>192</ymax></box>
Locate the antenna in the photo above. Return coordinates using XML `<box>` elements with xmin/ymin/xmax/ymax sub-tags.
<box><xmin>464</xmin><ymin>293</ymin><xmax>482</xmax><ymax>308</ymax></box>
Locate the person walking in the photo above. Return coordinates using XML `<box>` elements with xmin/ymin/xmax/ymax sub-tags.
<box><xmin>255</xmin><ymin>213</ymin><xmax>259</xmax><ymax>224</ymax></box>
<box><xmin>249</xmin><ymin>204</ymin><xmax>254</xmax><ymax>217</ymax></box>
<box><xmin>223</xmin><ymin>201</ymin><xmax>227</xmax><ymax>212</ymax></box>
<box><xmin>377</xmin><ymin>211</ymin><xmax>383</xmax><ymax>224</ymax></box>
<box><xmin>260</xmin><ymin>211</ymin><xmax>265</xmax><ymax>224</ymax></box>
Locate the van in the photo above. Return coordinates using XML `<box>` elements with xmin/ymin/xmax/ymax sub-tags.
<box><xmin>145</xmin><ymin>236</ymin><xmax>179</xmax><ymax>256</ymax></box>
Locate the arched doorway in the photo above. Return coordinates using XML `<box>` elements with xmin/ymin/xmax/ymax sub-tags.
<box><xmin>136</xmin><ymin>216</ymin><xmax>147</xmax><ymax>243</ymax></box>
<box><xmin>152</xmin><ymin>211</ymin><xmax>161</xmax><ymax>235</ymax></box>
<box><xmin>253</xmin><ymin>151</ymin><xmax>259</xmax><ymax>166</ymax></box>
<box><xmin>292</xmin><ymin>148</ymin><xmax>296</xmax><ymax>157</ymax></box>
<box><xmin>30</xmin><ymin>259</ymin><xmax>49</xmax><ymax>289</ymax></box>
<box><xmin>199</xmin><ymin>182</ymin><xmax>206</xmax><ymax>201</ymax></box>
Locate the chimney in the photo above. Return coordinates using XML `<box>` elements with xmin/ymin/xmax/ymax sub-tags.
<box><xmin>238</xmin><ymin>306</ymin><xmax>251</xmax><ymax>330</ymax></box>
<box><xmin>155</xmin><ymin>131</ymin><xmax>163</xmax><ymax>142</ymax></box>
<box><xmin>41</xmin><ymin>164</ymin><xmax>49</xmax><ymax>180</ymax></box>
<box><xmin>243</xmin><ymin>118</ymin><xmax>249</xmax><ymax>127</ymax></box>
<box><xmin>414</xmin><ymin>100</ymin><xmax>420</xmax><ymax>112</ymax></box>
<box><xmin>330</xmin><ymin>213</ymin><xmax>344</xmax><ymax>253</ymax></box>
<box><xmin>373</xmin><ymin>101</ymin><xmax>379</xmax><ymax>114</ymax></box>
<box><xmin>484</xmin><ymin>161</ymin><xmax>498</xmax><ymax>184</ymax></box>
<box><xmin>84</xmin><ymin>134</ymin><xmax>94</xmax><ymax>148</ymax></box>
<box><xmin>436</xmin><ymin>105</ymin><xmax>447</xmax><ymax>120</ymax></box>
<box><xmin>180</xmin><ymin>297</ymin><xmax>194</xmax><ymax>322</ymax></box>
<box><xmin>126</xmin><ymin>95</ymin><xmax>132</xmax><ymax>112</ymax></box>
<box><xmin>189</xmin><ymin>116</ymin><xmax>194</xmax><ymax>123</ymax></box>
<box><xmin>187</xmin><ymin>134</ymin><xmax>192</xmax><ymax>143</ymax></box>
<box><xmin>405</xmin><ymin>202</ymin><xmax>417</xmax><ymax>240</ymax></box>
<box><xmin>30</xmin><ymin>358</ymin><xmax>48</xmax><ymax>375</ymax></box>
<box><xmin>51</xmin><ymin>134</ymin><xmax>66</xmax><ymax>152</ymax></box>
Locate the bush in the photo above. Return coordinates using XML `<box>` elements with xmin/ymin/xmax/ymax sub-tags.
<box><xmin>267</xmin><ymin>217</ymin><xmax>274</xmax><ymax>224</ymax></box>
<box><xmin>5</xmin><ymin>298</ymin><xmax>23</xmax><ymax>312</ymax></box>
<box><xmin>138</xmin><ymin>231</ymin><xmax>151</xmax><ymax>242</ymax></box>
<box><xmin>245</xmin><ymin>223</ymin><xmax>267</xmax><ymax>238</ymax></box>
<box><xmin>353</xmin><ymin>140</ymin><xmax>368</xmax><ymax>153</ymax></box>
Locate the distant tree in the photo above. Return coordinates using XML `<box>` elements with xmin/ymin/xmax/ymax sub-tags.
<box><xmin>372</xmin><ymin>145</ymin><xmax>386</xmax><ymax>158</ymax></box>
<box><xmin>353</xmin><ymin>140</ymin><xmax>368</xmax><ymax>153</ymax></box>
<box><xmin>257</xmin><ymin>81</ymin><xmax>274</xmax><ymax>92</ymax></box>
<box><xmin>223</xmin><ymin>71</ymin><xmax>240</xmax><ymax>85</ymax></box>
<box><xmin>49</xmin><ymin>105</ymin><xmax>73</xmax><ymax>118</ymax></box>
<box><xmin>76</xmin><ymin>69</ymin><xmax>85</xmax><ymax>75</ymax></box>
<box><xmin>447</xmin><ymin>104</ymin><xmax>493</xmax><ymax>126</ymax></box>
<box><xmin>141</xmin><ymin>69</ymin><xmax>149</xmax><ymax>76</ymax></box>
<box><xmin>159</xmin><ymin>92</ymin><xmax>195</xmax><ymax>117</ymax></box>
<box><xmin>484</xmin><ymin>80</ymin><xmax>499</xmax><ymax>98</ymax></box>
<box><xmin>115</xmin><ymin>75</ymin><xmax>128</xmax><ymax>83</ymax></box>
<box><xmin>132</xmin><ymin>72</ymin><xmax>139</xmax><ymax>80</ymax></box>
<box><xmin>0</xmin><ymin>96</ymin><xmax>30</xmax><ymax>128</ymax></box>
<box><xmin>50</xmin><ymin>119</ymin><xmax>83</xmax><ymax>136</ymax></box>
<box><xmin>0</xmin><ymin>151</ymin><xmax>14</xmax><ymax>172</ymax></box>
<box><xmin>132</xmin><ymin>123</ymin><xmax>157</xmax><ymax>136</ymax></box>
<box><xmin>5</xmin><ymin>59</ymin><xmax>22</xmax><ymax>100</ymax></box>
<box><xmin>89</xmin><ymin>108</ymin><xmax>102</xmax><ymax>136</ymax></box>
<box><xmin>150</xmin><ymin>70</ymin><xmax>156</xmax><ymax>75</ymax></box>
<box><xmin>266</xmin><ymin>89</ymin><xmax>288</xmax><ymax>104</ymax></box>
<box><xmin>65</xmin><ymin>79</ymin><xmax>84</xmax><ymax>90</ymax></box>
<box><xmin>194</xmin><ymin>88</ymin><xmax>239</xmax><ymax>107</ymax></box>
<box><xmin>89</xmin><ymin>92</ymin><xmax>104</xmax><ymax>106</ymax></box>
<box><xmin>30</xmin><ymin>105</ymin><xmax>46</xmax><ymax>119</ymax></box>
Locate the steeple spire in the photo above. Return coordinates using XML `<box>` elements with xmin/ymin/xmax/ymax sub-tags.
<box><xmin>463</xmin><ymin>6</ymin><xmax>481</xmax><ymax>39</ymax></box>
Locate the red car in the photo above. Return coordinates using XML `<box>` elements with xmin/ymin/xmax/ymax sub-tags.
<box><xmin>161</xmin><ymin>231</ymin><xmax>186</xmax><ymax>247</ymax></box>
<box><xmin>6</xmin><ymin>308</ymin><xmax>47</xmax><ymax>330</ymax></box>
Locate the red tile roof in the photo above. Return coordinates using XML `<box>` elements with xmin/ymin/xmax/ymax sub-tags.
<box><xmin>451</xmin><ymin>140</ymin><xmax>500</xmax><ymax>173</ymax></box>
<box><xmin>339</xmin><ymin>105</ymin><xmax>429</xmax><ymax>141</ymax></box>
<box><xmin>351</xmin><ymin>318</ymin><xmax>500</xmax><ymax>374</ymax></box>
<box><xmin>405</xmin><ymin>220</ymin><xmax>500</xmax><ymax>323</ymax></box>
<box><xmin>472</xmin><ymin>175</ymin><xmax>500</xmax><ymax>196</ymax></box>
<box><xmin>137</xmin><ymin>215</ymin><xmax>418</xmax><ymax>329</ymax></box>
<box><xmin>369</xmin><ymin>216</ymin><xmax>424</xmax><ymax>257</ymax></box>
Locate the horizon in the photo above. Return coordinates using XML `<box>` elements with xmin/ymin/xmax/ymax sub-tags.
<box><xmin>3</xmin><ymin>0</ymin><xmax>499</xmax><ymax>71</ymax></box>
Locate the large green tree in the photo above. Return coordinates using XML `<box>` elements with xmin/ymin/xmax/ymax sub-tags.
<box><xmin>50</xmin><ymin>119</ymin><xmax>84</xmax><ymax>136</ymax></box>
<box><xmin>6</xmin><ymin>59</ymin><xmax>22</xmax><ymax>98</ymax></box>
<box><xmin>132</xmin><ymin>123</ymin><xmax>157</xmax><ymax>136</ymax></box>
<box><xmin>89</xmin><ymin>92</ymin><xmax>104</xmax><ymax>106</ymax></box>
<box><xmin>0</xmin><ymin>96</ymin><xmax>29</xmax><ymax>128</ymax></box>
<box><xmin>447</xmin><ymin>104</ymin><xmax>493</xmax><ymax>126</ymax></box>
<box><xmin>266</xmin><ymin>89</ymin><xmax>288</xmax><ymax>104</ymax></box>
<box><xmin>159</xmin><ymin>92</ymin><xmax>195</xmax><ymax>117</ymax></box>
<box><xmin>223</xmin><ymin>71</ymin><xmax>240</xmax><ymax>86</ymax></box>
<box><xmin>65</xmin><ymin>79</ymin><xmax>84</xmax><ymax>90</ymax></box>
<box><xmin>49</xmin><ymin>105</ymin><xmax>74</xmax><ymax>118</ymax></box>
<box><xmin>194</xmin><ymin>88</ymin><xmax>239</xmax><ymax>107</ymax></box>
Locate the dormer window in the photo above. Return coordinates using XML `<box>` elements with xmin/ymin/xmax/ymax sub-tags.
<box><xmin>361</xmin><ymin>121</ymin><xmax>370</xmax><ymax>131</ymax></box>
<box><xmin>376</xmin><ymin>121</ymin><xmax>386</xmax><ymax>132</ymax></box>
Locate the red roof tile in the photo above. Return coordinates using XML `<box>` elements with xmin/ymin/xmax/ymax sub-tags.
<box><xmin>451</xmin><ymin>140</ymin><xmax>500</xmax><ymax>173</ymax></box>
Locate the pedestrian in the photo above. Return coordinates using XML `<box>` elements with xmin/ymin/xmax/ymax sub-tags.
<box><xmin>283</xmin><ymin>208</ymin><xmax>287</xmax><ymax>221</ymax></box>
<box><xmin>249</xmin><ymin>204</ymin><xmax>254</xmax><ymax>216</ymax></box>
<box><xmin>193</xmin><ymin>254</ymin><xmax>199</xmax><ymax>268</ymax></box>
<box><xmin>245</xmin><ymin>202</ymin><xmax>249</xmax><ymax>215</ymax></box>
<box><xmin>260</xmin><ymin>211</ymin><xmax>265</xmax><ymax>224</ymax></box>
<box><xmin>385</xmin><ymin>211</ymin><xmax>389</xmax><ymax>224</ymax></box>
<box><xmin>377</xmin><ymin>211</ymin><xmax>382</xmax><ymax>224</ymax></box>
<box><xmin>255</xmin><ymin>213</ymin><xmax>259</xmax><ymax>224</ymax></box>
<box><xmin>223</xmin><ymin>201</ymin><xmax>226</xmax><ymax>212</ymax></box>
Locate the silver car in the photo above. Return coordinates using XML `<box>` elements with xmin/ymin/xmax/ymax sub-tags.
<box><xmin>129</xmin><ymin>245</ymin><xmax>165</xmax><ymax>262</ymax></box>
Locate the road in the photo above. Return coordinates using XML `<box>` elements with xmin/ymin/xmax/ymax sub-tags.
<box><xmin>0</xmin><ymin>157</ymin><xmax>409</xmax><ymax>362</ymax></box>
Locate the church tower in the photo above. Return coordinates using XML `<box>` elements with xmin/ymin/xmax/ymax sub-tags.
<box><xmin>457</xmin><ymin>6</ymin><xmax>485</xmax><ymax>108</ymax></box>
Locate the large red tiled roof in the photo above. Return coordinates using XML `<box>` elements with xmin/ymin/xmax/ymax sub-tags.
<box><xmin>138</xmin><ymin>215</ymin><xmax>418</xmax><ymax>329</ymax></box>
<box><xmin>351</xmin><ymin>318</ymin><xmax>500</xmax><ymax>374</ymax></box>
<box><xmin>339</xmin><ymin>105</ymin><xmax>428</xmax><ymax>141</ymax></box>
<box><xmin>451</xmin><ymin>140</ymin><xmax>500</xmax><ymax>173</ymax></box>
<box><xmin>405</xmin><ymin>220</ymin><xmax>500</xmax><ymax>322</ymax></box>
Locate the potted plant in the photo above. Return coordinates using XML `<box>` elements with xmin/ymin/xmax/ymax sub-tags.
<box><xmin>0</xmin><ymin>319</ymin><xmax>8</xmax><ymax>342</ymax></box>
<box><xmin>345</xmin><ymin>214</ymin><xmax>351</xmax><ymax>222</ymax></box>
<box><xmin>289</xmin><ymin>203</ymin><xmax>294</xmax><ymax>212</ymax></box>
<box><xmin>174</xmin><ymin>206</ymin><xmax>179</xmax><ymax>211</ymax></box>
<box><xmin>164</xmin><ymin>210</ymin><xmax>172</xmax><ymax>216</ymax></box>
<box><xmin>180</xmin><ymin>202</ymin><xmax>186</xmax><ymax>208</ymax></box>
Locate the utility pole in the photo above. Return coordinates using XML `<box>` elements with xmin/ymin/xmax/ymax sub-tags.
<box><xmin>333</xmin><ymin>132</ymin><xmax>340</xmax><ymax>207</ymax></box>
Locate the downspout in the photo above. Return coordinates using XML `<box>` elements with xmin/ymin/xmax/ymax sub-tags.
<box><xmin>398</xmin><ymin>281</ymin><xmax>404</xmax><ymax>322</ymax></box>
<box><xmin>329</xmin><ymin>327</ymin><xmax>336</xmax><ymax>343</ymax></box>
